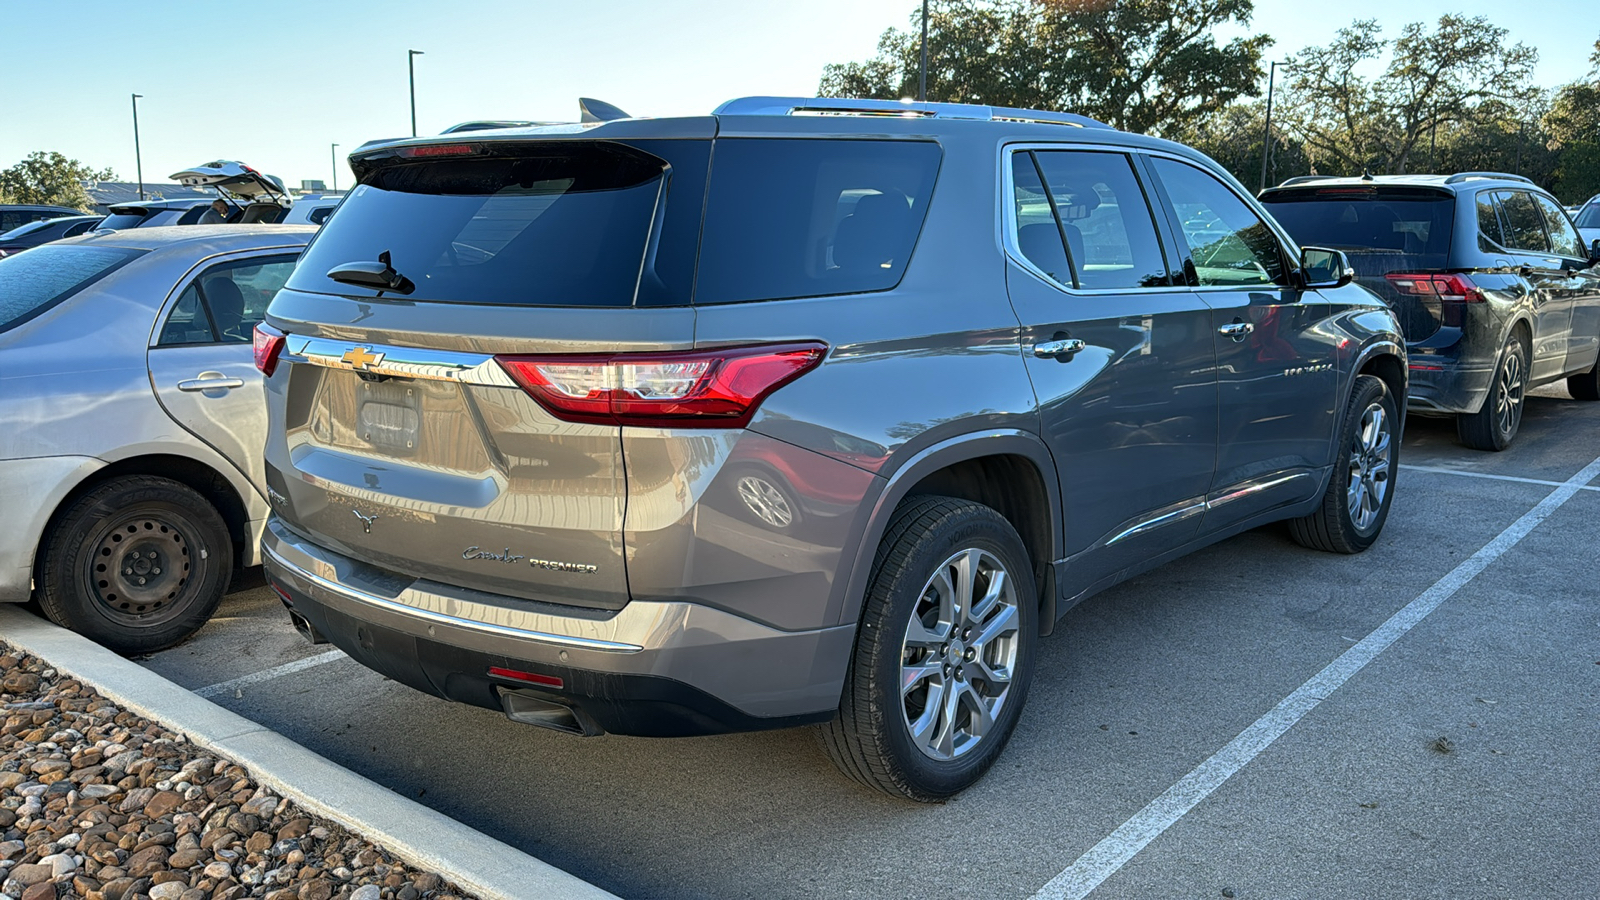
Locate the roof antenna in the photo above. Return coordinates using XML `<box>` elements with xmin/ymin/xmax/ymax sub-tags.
<box><xmin>1361</xmin><ymin>170</ymin><xmax>1375</xmax><ymax>181</ymax></box>
<box><xmin>579</xmin><ymin>98</ymin><xmax>631</xmax><ymax>123</ymax></box>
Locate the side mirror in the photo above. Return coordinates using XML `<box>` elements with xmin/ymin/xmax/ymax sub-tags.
<box><xmin>1301</xmin><ymin>246</ymin><xmax>1354</xmax><ymax>289</ymax></box>
<box><xmin>1589</xmin><ymin>238</ymin><xmax>1600</xmax><ymax>266</ymax></box>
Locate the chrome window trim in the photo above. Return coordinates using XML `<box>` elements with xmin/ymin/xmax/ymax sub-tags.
<box><xmin>998</xmin><ymin>142</ymin><xmax>1193</xmax><ymax>297</ymax></box>
<box><xmin>283</xmin><ymin>336</ymin><xmax>520</xmax><ymax>388</ymax></box>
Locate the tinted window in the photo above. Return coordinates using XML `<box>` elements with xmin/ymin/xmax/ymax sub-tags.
<box><xmin>1576</xmin><ymin>204</ymin><xmax>1600</xmax><ymax>229</ymax></box>
<box><xmin>158</xmin><ymin>285</ymin><xmax>216</xmax><ymax>345</ymax></box>
<box><xmin>1037</xmin><ymin>151</ymin><xmax>1167</xmax><ymax>289</ymax></box>
<box><xmin>1152</xmin><ymin>158</ymin><xmax>1286</xmax><ymax>286</ymax></box>
<box><xmin>1531</xmin><ymin>193</ymin><xmax>1585</xmax><ymax>259</ymax></box>
<box><xmin>291</xmin><ymin>140</ymin><xmax>706</xmax><ymax>307</ymax></box>
<box><xmin>1476</xmin><ymin>192</ymin><xmax>1506</xmax><ymax>250</ymax></box>
<box><xmin>1264</xmin><ymin>189</ymin><xmax>1455</xmax><ymax>272</ymax></box>
<box><xmin>1012</xmin><ymin>154</ymin><xmax>1074</xmax><ymax>286</ymax></box>
<box><xmin>194</xmin><ymin>256</ymin><xmax>296</xmax><ymax>342</ymax></box>
<box><xmin>0</xmin><ymin>245</ymin><xmax>143</xmax><ymax>333</ymax></box>
<box><xmin>1496</xmin><ymin>191</ymin><xmax>1550</xmax><ymax>254</ymax></box>
<box><xmin>96</xmin><ymin>211</ymin><xmax>152</xmax><ymax>230</ymax></box>
<box><xmin>309</xmin><ymin>207</ymin><xmax>335</xmax><ymax>226</ymax></box>
<box><xmin>64</xmin><ymin>221</ymin><xmax>97</xmax><ymax>237</ymax></box>
<box><xmin>694</xmin><ymin>139</ymin><xmax>940</xmax><ymax>305</ymax></box>
<box><xmin>0</xmin><ymin>219</ymin><xmax>55</xmax><ymax>240</ymax></box>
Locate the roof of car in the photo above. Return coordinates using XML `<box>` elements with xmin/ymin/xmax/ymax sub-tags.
<box><xmin>1261</xmin><ymin>172</ymin><xmax>1542</xmax><ymax>197</ymax></box>
<box><xmin>0</xmin><ymin>204</ymin><xmax>82</xmax><ymax>213</ymax></box>
<box><xmin>61</xmin><ymin>224</ymin><xmax>315</xmax><ymax>253</ymax></box>
<box><xmin>107</xmin><ymin>197</ymin><xmax>219</xmax><ymax>211</ymax></box>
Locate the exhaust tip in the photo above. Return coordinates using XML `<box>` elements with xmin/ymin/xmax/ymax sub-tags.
<box><xmin>499</xmin><ymin>688</ymin><xmax>602</xmax><ymax>737</ymax></box>
<box><xmin>287</xmin><ymin>610</ymin><xmax>328</xmax><ymax>645</ymax></box>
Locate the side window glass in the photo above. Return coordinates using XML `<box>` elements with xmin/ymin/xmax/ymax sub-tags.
<box><xmin>1531</xmin><ymin>193</ymin><xmax>1585</xmax><ymax>259</ymax></box>
<box><xmin>201</xmin><ymin>258</ymin><xmax>295</xmax><ymax>342</ymax></box>
<box><xmin>1476</xmin><ymin>192</ymin><xmax>1506</xmax><ymax>251</ymax></box>
<box><xmin>1011</xmin><ymin>153</ymin><xmax>1074</xmax><ymax>286</ymax></box>
<box><xmin>1031</xmin><ymin>151</ymin><xmax>1168</xmax><ymax>290</ymax></box>
<box><xmin>157</xmin><ymin>285</ymin><xmax>217</xmax><ymax>346</ymax></box>
<box><xmin>65</xmin><ymin>221</ymin><xmax>94</xmax><ymax>237</ymax></box>
<box><xmin>1495</xmin><ymin>191</ymin><xmax>1550</xmax><ymax>254</ymax></box>
<box><xmin>1150</xmin><ymin>157</ymin><xmax>1287</xmax><ymax>287</ymax></box>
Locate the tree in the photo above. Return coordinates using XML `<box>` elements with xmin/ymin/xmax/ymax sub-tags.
<box><xmin>1544</xmin><ymin>37</ymin><xmax>1600</xmax><ymax>203</ymax></box>
<box><xmin>819</xmin><ymin>0</ymin><xmax>1270</xmax><ymax>135</ymax></box>
<box><xmin>1278</xmin><ymin>16</ymin><xmax>1540</xmax><ymax>176</ymax></box>
<box><xmin>1170</xmin><ymin>100</ymin><xmax>1309</xmax><ymax>188</ymax></box>
<box><xmin>0</xmin><ymin>152</ymin><xmax>116</xmax><ymax>211</ymax></box>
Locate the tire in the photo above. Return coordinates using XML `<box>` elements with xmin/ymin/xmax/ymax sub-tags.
<box><xmin>819</xmin><ymin>496</ymin><xmax>1037</xmax><ymax>802</ymax></box>
<box><xmin>1568</xmin><ymin>361</ymin><xmax>1600</xmax><ymax>402</ymax></box>
<box><xmin>1289</xmin><ymin>374</ymin><xmax>1398</xmax><ymax>554</ymax></box>
<box><xmin>36</xmin><ymin>476</ymin><xmax>232</xmax><ymax>654</ymax></box>
<box><xmin>1457</xmin><ymin>332</ymin><xmax>1528</xmax><ymax>451</ymax></box>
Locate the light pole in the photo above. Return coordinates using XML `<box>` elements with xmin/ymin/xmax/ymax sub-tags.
<box><xmin>131</xmin><ymin>93</ymin><xmax>145</xmax><ymax>201</ymax></box>
<box><xmin>1258</xmin><ymin>61</ymin><xmax>1281</xmax><ymax>192</ymax></box>
<box><xmin>408</xmin><ymin>49</ymin><xmax>425</xmax><ymax>136</ymax></box>
<box><xmin>918</xmin><ymin>0</ymin><xmax>929</xmax><ymax>102</ymax></box>
<box><xmin>330</xmin><ymin>143</ymin><xmax>340</xmax><ymax>192</ymax></box>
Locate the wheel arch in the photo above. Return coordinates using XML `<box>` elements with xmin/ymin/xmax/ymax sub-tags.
<box><xmin>835</xmin><ymin>431</ymin><xmax>1062</xmax><ymax>635</ymax></box>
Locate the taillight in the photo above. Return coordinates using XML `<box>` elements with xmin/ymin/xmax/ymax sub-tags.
<box><xmin>496</xmin><ymin>342</ymin><xmax>827</xmax><ymax>428</ymax></box>
<box><xmin>1384</xmin><ymin>273</ymin><xmax>1484</xmax><ymax>302</ymax></box>
<box><xmin>399</xmin><ymin>143</ymin><xmax>478</xmax><ymax>158</ymax></box>
<box><xmin>253</xmin><ymin>323</ymin><xmax>286</xmax><ymax>376</ymax></box>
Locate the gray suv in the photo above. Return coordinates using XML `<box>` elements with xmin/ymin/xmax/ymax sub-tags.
<box><xmin>258</xmin><ymin>97</ymin><xmax>1407</xmax><ymax>800</ymax></box>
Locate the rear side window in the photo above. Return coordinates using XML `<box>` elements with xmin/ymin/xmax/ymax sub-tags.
<box><xmin>1495</xmin><ymin>191</ymin><xmax>1550</xmax><ymax>254</ymax></box>
<box><xmin>693</xmin><ymin>139</ymin><xmax>940</xmax><ymax>305</ymax></box>
<box><xmin>0</xmin><ymin>245</ymin><xmax>143</xmax><ymax>334</ymax></box>
<box><xmin>291</xmin><ymin>140</ymin><xmax>708</xmax><ymax>307</ymax></box>
<box><xmin>159</xmin><ymin>256</ymin><xmax>297</xmax><ymax>345</ymax></box>
<box><xmin>1152</xmin><ymin>158</ymin><xmax>1286</xmax><ymax>286</ymax></box>
<box><xmin>1476</xmin><ymin>192</ymin><xmax>1506</xmax><ymax>251</ymax></box>
<box><xmin>1023</xmin><ymin>150</ymin><xmax>1169</xmax><ymax>290</ymax></box>
<box><xmin>97</xmin><ymin>211</ymin><xmax>152</xmax><ymax>230</ymax></box>
<box><xmin>1531</xmin><ymin>193</ymin><xmax>1585</xmax><ymax>259</ymax></box>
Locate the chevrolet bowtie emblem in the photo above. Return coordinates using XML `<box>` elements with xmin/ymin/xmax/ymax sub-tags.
<box><xmin>342</xmin><ymin>346</ymin><xmax>385</xmax><ymax>370</ymax></box>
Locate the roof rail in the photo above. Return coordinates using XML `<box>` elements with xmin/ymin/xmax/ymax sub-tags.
<box><xmin>1444</xmin><ymin>171</ymin><xmax>1534</xmax><ymax>185</ymax></box>
<box><xmin>1276</xmin><ymin>175</ymin><xmax>1338</xmax><ymax>187</ymax></box>
<box><xmin>712</xmin><ymin>96</ymin><xmax>1110</xmax><ymax>129</ymax></box>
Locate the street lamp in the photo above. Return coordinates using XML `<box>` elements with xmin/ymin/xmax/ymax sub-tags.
<box><xmin>408</xmin><ymin>49</ymin><xmax>425</xmax><ymax>136</ymax></box>
<box><xmin>1259</xmin><ymin>61</ymin><xmax>1292</xmax><ymax>192</ymax></box>
<box><xmin>330</xmin><ymin>143</ymin><xmax>340</xmax><ymax>192</ymax></box>
<box><xmin>130</xmin><ymin>93</ymin><xmax>144</xmax><ymax>201</ymax></box>
<box><xmin>918</xmin><ymin>0</ymin><xmax>929</xmax><ymax>103</ymax></box>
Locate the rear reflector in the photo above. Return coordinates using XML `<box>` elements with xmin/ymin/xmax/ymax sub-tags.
<box><xmin>488</xmin><ymin>667</ymin><xmax>564</xmax><ymax>689</ymax></box>
<box><xmin>253</xmin><ymin>323</ymin><xmax>286</xmax><ymax>376</ymax></box>
<box><xmin>497</xmin><ymin>342</ymin><xmax>827</xmax><ymax>428</ymax></box>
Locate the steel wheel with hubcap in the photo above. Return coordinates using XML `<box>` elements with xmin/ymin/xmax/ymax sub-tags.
<box><xmin>820</xmin><ymin>495</ymin><xmax>1036</xmax><ymax>802</ymax></box>
<box><xmin>37</xmin><ymin>475</ymin><xmax>232</xmax><ymax>654</ymax></box>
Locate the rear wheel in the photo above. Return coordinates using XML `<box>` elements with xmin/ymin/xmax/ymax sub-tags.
<box><xmin>819</xmin><ymin>496</ymin><xmax>1036</xmax><ymax>802</ymax></box>
<box><xmin>1568</xmin><ymin>360</ymin><xmax>1600</xmax><ymax>402</ymax></box>
<box><xmin>1457</xmin><ymin>332</ymin><xmax>1528</xmax><ymax>450</ymax></box>
<box><xmin>36</xmin><ymin>476</ymin><xmax>232</xmax><ymax>654</ymax></box>
<box><xmin>1289</xmin><ymin>374</ymin><xmax>1398</xmax><ymax>554</ymax></box>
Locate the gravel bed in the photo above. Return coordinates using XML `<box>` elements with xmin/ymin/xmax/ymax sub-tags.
<box><xmin>0</xmin><ymin>644</ymin><xmax>479</xmax><ymax>900</ymax></box>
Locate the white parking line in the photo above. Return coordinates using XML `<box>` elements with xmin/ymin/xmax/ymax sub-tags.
<box><xmin>192</xmin><ymin>649</ymin><xmax>348</xmax><ymax>699</ymax></box>
<box><xmin>1402</xmin><ymin>463</ymin><xmax>1600</xmax><ymax>491</ymax></box>
<box><xmin>1031</xmin><ymin>453</ymin><xmax>1600</xmax><ymax>900</ymax></box>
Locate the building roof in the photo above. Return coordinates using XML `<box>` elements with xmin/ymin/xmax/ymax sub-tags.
<box><xmin>86</xmin><ymin>181</ymin><xmax>214</xmax><ymax>211</ymax></box>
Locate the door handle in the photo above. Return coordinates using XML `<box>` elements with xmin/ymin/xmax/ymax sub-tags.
<box><xmin>1218</xmin><ymin>322</ymin><xmax>1254</xmax><ymax>341</ymax></box>
<box><xmin>177</xmin><ymin>373</ymin><xmax>245</xmax><ymax>392</ymax></box>
<box><xmin>1032</xmin><ymin>338</ymin><xmax>1087</xmax><ymax>360</ymax></box>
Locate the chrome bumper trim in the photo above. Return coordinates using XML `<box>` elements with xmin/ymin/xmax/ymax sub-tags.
<box><xmin>261</xmin><ymin>543</ymin><xmax>643</xmax><ymax>654</ymax></box>
<box><xmin>283</xmin><ymin>336</ymin><xmax>519</xmax><ymax>387</ymax></box>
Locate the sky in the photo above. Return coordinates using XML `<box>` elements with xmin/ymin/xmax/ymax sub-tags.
<box><xmin>2</xmin><ymin>0</ymin><xmax>1595</xmax><ymax>190</ymax></box>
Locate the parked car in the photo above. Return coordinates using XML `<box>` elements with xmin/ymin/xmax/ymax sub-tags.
<box><xmin>0</xmin><ymin>225</ymin><xmax>315</xmax><ymax>653</ymax></box>
<box><xmin>170</xmin><ymin>161</ymin><xmax>292</xmax><ymax>223</ymax></box>
<box><xmin>0</xmin><ymin>204</ymin><xmax>81</xmax><ymax>234</ymax></box>
<box><xmin>257</xmin><ymin>96</ymin><xmax>1406</xmax><ymax>801</ymax></box>
<box><xmin>281</xmin><ymin>192</ymin><xmax>343</xmax><ymax>227</ymax></box>
<box><xmin>0</xmin><ymin>215</ymin><xmax>103</xmax><ymax>257</ymax></box>
<box><xmin>93</xmin><ymin>198</ymin><xmax>221</xmax><ymax>231</ymax></box>
<box><xmin>1574</xmin><ymin>195</ymin><xmax>1600</xmax><ymax>251</ymax></box>
<box><xmin>1261</xmin><ymin>172</ymin><xmax>1600</xmax><ymax>449</ymax></box>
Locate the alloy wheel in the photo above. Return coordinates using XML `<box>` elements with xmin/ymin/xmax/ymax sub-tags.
<box><xmin>899</xmin><ymin>548</ymin><xmax>1020</xmax><ymax>760</ymax></box>
<box><xmin>1346</xmin><ymin>402</ymin><xmax>1392</xmax><ymax>532</ymax></box>
<box><xmin>1495</xmin><ymin>349</ymin><xmax>1526</xmax><ymax>439</ymax></box>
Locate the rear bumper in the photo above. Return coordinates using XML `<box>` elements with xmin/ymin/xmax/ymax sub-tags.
<box><xmin>1404</xmin><ymin>359</ymin><xmax>1494</xmax><ymax>414</ymax></box>
<box><xmin>260</xmin><ymin>518</ymin><xmax>852</xmax><ymax>736</ymax></box>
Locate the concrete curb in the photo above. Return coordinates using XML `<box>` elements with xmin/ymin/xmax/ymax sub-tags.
<box><xmin>0</xmin><ymin>605</ymin><xmax>619</xmax><ymax>900</ymax></box>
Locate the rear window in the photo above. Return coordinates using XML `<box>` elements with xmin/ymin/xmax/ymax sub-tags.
<box><xmin>1577</xmin><ymin>204</ymin><xmax>1600</xmax><ymax>229</ymax></box>
<box><xmin>693</xmin><ymin>139</ymin><xmax>940</xmax><ymax>304</ymax></box>
<box><xmin>0</xmin><ymin>245</ymin><xmax>143</xmax><ymax>333</ymax></box>
<box><xmin>0</xmin><ymin>219</ymin><xmax>56</xmax><ymax>241</ymax></box>
<box><xmin>97</xmin><ymin>210</ymin><xmax>153</xmax><ymax>231</ymax></box>
<box><xmin>1261</xmin><ymin>189</ymin><xmax>1455</xmax><ymax>269</ymax></box>
<box><xmin>290</xmin><ymin>140</ymin><xmax>709</xmax><ymax>307</ymax></box>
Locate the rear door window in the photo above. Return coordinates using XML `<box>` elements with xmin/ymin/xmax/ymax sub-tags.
<box><xmin>0</xmin><ymin>244</ymin><xmax>143</xmax><ymax>333</ymax></box>
<box><xmin>693</xmin><ymin>139</ymin><xmax>940</xmax><ymax>304</ymax></box>
<box><xmin>1151</xmin><ymin>157</ymin><xmax>1286</xmax><ymax>286</ymax></box>
<box><xmin>159</xmin><ymin>256</ymin><xmax>297</xmax><ymax>345</ymax></box>
<box><xmin>1495</xmin><ymin>191</ymin><xmax>1551</xmax><ymax>254</ymax></box>
<box><xmin>1530</xmin><ymin>193</ymin><xmax>1586</xmax><ymax>260</ymax></box>
<box><xmin>1026</xmin><ymin>150</ymin><xmax>1169</xmax><ymax>290</ymax></box>
<box><xmin>1476</xmin><ymin>192</ymin><xmax>1507</xmax><ymax>251</ymax></box>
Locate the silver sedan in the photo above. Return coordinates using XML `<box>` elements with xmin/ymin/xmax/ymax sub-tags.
<box><xmin>0</xmin><ymin>225</ymin><xmax>314</xmax><ymax>652</ymax></box>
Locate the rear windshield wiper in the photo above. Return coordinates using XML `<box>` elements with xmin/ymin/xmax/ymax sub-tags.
<box><xmin>326</xmin><ymin>250</ymin><xmax>415</xmax><ymax>296</ymax></box>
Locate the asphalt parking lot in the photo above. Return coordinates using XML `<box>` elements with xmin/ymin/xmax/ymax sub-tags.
<box><xmin>130</xmin><ymin>382</ymin><xmax>1600</xmax><ymax>900</ymax></box>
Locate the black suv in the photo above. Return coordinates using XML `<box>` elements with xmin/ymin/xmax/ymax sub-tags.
<box><xmin>1262</xmin><ymin>173</ymin><xmax>1600</xmax><ymax>450</ymax></box>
